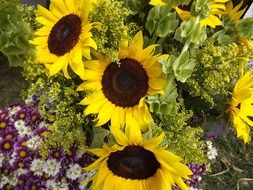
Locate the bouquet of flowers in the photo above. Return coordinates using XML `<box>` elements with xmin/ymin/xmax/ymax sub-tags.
<box><xmin>0</xmin><ymin>0</ymin><xmax>253</xmax><ymax>189</ymax></box>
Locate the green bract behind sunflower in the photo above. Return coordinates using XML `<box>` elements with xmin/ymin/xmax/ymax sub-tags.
<box><xmin>30</xmin><ymin>0</ymin><xmax>99</xmax><ymax>79</ymax></box>
<box><xmin>84</xmin><ymin>122</ymin><xmax>192</xmax><ymax>190</ymax></box>
<box><xmin>77</xmin><ymin>31</ymin><xmax>167</xmax><ymax>131</ymax></box>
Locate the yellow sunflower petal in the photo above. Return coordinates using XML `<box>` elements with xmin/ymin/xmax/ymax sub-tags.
<box><xmin>82</xmin><ymin>37</ymin><xmax>97</xmax><ymax>49</ymax></box>
<box><xmin>50</xmin><ymin>0</ymin><xmax>68</xmax><ymax>16</ymax></box>
<box><xmin>37</xmin><ymin>5</ymin><xmax>58</xmax><ymax>22</ymax></box>
<box><xmin>149</xmin><ymin>0</ymin><xmax>166</xmax><ymax>6</ymax></box>
<box><xmin>84</xmin><ymin>156</ymin><xmax>107</xmax><ymax>171</ymax></box>
<box><xmin>174</xmin><ymin>178</ymin><xmax>189</xmax><ymax>190</ymax></box>
<box><xmin>84</xmin><ymin>98</ymin><xmax>107</xmax><ymax>115</ymax></box>
<box><xmin>87</xmin><ymin>147</ymin><xmax>109</xmax><ymax>157</ymax></box>
<box><xmin>96</xmin><ymin>101</ymin><xmax>115</xmax><ymax>126</ymax></box>
<box><xmin>149</xmin><ymin>78</ymin><xmax>166</xmax><ymax>90</ymax></box>
<box><xmin>92</xmin><ymin>161</ymin><xmax>111</xmax><ymax>189</ymax></box>
<box><xmin>34</xmin><ymin>26</ymin><xmax>51</xmax><ymax>36</ymax></box>
<box><xmin>142</xmin><ymin>133</ymin><xmax>164</xmax><ymax>149</ymax></box>
<box><xmin>65</xmin><ymin>0</ymin><xmax>76</xmax><ymax>13</ymax></box>
<box><xmin>48</xmin><ymin>56</ymin><xmax>67</xmax><ymax>76</ymax></box>
<box><xmin>79</xmin><ymin>92</ymin><xmax>104</xmax><ymax>104</ymax></box>
<box><xmin>76</xmin><ymin>81</ymin><xmax>102</xmax><ymax>91</ymax></box>
<box><xmin>35</xmin><ymin>16</ymin><xmax>54</xmax><ymax>26</ymax></box>
<box><xmin>110</xmin><ymin>126</ymin><xmax>128</xmax><ymax>146</ymax></box>
<box><xmin>62</xmin><ymin>61</ymin><xmax>71</xmax><ymax>79</ymax></box>
<box><xmin>70</xmin><ymin>43</ymin><xmax>82</xmax><ymax>65</ymax></box>
<box><xmin>125</xmin><ymin>113</ymin><xmax>143</xmax><ymax>145</ymax></box>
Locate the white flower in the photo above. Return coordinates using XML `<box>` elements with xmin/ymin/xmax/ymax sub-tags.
<box><xmin>25</xmin><ymin>97</ymin><xmax>34</xmax><ymax>105</ymax></box>
<box><xmin>8</xmin><ymin>106</ymin><xmax>21</xmax><ymax>117</ymax></box>
<box><xmin>38</xmin><ymin>121</ymin><xmax>46</xmax><ymax>128</ymax></box>
<box><xmin>207</xmin><ymin>147</ymin><xmax>218</xmax><ymax>160</ymax></box>
<box><xmin>9</xmin><ymin>176</ymin><xmax>18</xmax><ymax>186</ymax></box>
<box><xmin>46</xmin><ymin>180</ymin><xmax>69</xmax><ymax>190</ymax></box>
<box><xmin>0</xmin><ymin>175</ymin><xmax>9</xmax><ymax>188</ymax></box>
<box><xmin>14</xmin><ymin>168</ymin><xmax>28</xmax><ymax>176</ymax></box>
<box><xmin>27</xmin><ymin>136</ymin><xmax>42</xmax><ymax>150</ymax></box>
<box><xmin>66</xmin><ymin>164</ymin><xmax>82</xmax><ymax>180</ymax></box>
<box><xmin>76</xmin><ymin>150</ymin><xmax>86</xmax><ymax>159</ymax></box>
<box><xmin>30</xmin><ymin>159</ymin><xmax>45</xmax><ymax>176</ymax></box>
<box><xmin>9</xmin><ymin>152</ymin><xmax>17</xmax><ymax>166</ymax></box>
<box><xmin>206</xmin><ymin>141</ymin><xmax>213</xmax><ymax>149</ymax></box>
<box><xmin>15</xmin><ymin>121</ymin><xmax>32</xmax><ymax>137</ymax></box>
<box><xmin>0</xmin><ymin>153</ymin><xmax>4</xmax><ymax>168</ymax></box>
<box><xmin>14</xmin><ymin>120</ymin><xmax>26</xmax><ymax>129</ymax></box>
<box><xmin>43</xmin><ymin>159</ymin><xmax>61</xmax><ymax>177</ymax></box>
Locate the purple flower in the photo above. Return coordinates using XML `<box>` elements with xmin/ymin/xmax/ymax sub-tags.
<box><xmin>48</xmin><ymin>148</ymin><xmax>64</xmax><ymax>161</ymax></box>
<box><xmin>0</xmin><ymin>138</ymin><xmax>14</xmax><ymax>154</ymax></box>
<box><xmin>2</xmin><ymin>128</ymin><xmax>18</xmax><ymax>140</ymax></box>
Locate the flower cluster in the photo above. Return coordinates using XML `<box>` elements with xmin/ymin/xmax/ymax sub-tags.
<box><xmin>173</xmin><ymin>163</ymin><xmax>207</xmax><ymax>190</ymax></box>
<box><xmin>0</xmin><ymin>103</ymin><xmax>94</xmax><ymax>190</ymax></box>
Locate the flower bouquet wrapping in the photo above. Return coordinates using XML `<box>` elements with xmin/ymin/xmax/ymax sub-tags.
<box><xmin>0</xmin><ymin>0</ymin><xmax>253</xmax><ymax>189</ymax></box>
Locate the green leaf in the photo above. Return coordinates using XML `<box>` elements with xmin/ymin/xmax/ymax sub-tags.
<box><xmin>173</xmin><ymin>50</ymin><xmax>196</xmax><ymax>82</ymax></box>
<box><xmin>156</xmin><ymin>12</ymin><xmax>179</xmax><ymax>37</ymax></box>
<box><xmin>90</xmin><ymin>127</ymin><xmax>110</xmax><ymax>148</ymax></box>
<box><xmin>124</xmin><ymin>0</ymin><xmax>142</xmax><ymax>14</ymax></box>
<box><xmin>174</xmin><ymin>20</ymin><xmax>206</xmax><ymax>45</ymax></box>
<box><xmin>145</xmin><ymin>6</ymin><xmax>161</xmax><ymax>35</ymax></box>
<box><xmin>149</xmin><ymin>99</ymin><xmax>160</xmax><ymax>113</ymax></box>
<box><xmin>146</xmin><ymin>6</ymin><xmax>178</xmax><ymax>37</ymax></box>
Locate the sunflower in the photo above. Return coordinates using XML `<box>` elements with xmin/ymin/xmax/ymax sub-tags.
<box><xmin>84</xmin><ymin>123</ymin><xmax>192</xmax><ymax>190</ymax></box>
<box><xmin>30</xmin><ymin>0</ymin><xmax>99</xmax><ymax>78</ymax></box>
<box><xmin>229</xmin><ymin>71</ymin><xmax>253</xmax><ymax>143</ymax></box>
<box><xmin>77</xmin><ymin>31</ymin><xmax>166</xmax><ymax>131</ymax></box>
<box><xmin>150</xmin><ymin>0</ymin><xmax>229</xmax><ymax>28</ymax></box>
<box><xmin>225</xmin><ymin>1</ymin><xmax>253</xmax><ymax>47</ymax></box>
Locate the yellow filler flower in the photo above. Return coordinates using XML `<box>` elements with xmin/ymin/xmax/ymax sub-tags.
<box><xmin>230</xmin><ymin>71</ymin><xmax>253</xmax><ymax>143</ymax></box>
<box><xmin>150</xmin><ymin>0</ymin><xmax>229</xmax><ymax>28</ymax></box>
<box><xmin>84</xmin><ymin>122</ymin><xmax>192</xmax><ymax>190</ymax></box>
<box><xmin>30</xmin><ymin>0</ymin><xmax>98</xmax><ymax>78</ymax></box>
<box><xmin>77</xmin><ymin>31</ymin><xmax>166</xmax><ymax>131</ymax></box>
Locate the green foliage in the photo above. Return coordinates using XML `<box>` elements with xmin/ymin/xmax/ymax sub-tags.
<box><xmin>191</xmin><ymin>0</ymin><xmax>210</xmax><ymax>18</ymax></box>
<box><xmin>145</xmin><ymin>6</ymin><xmax>179</xmax><ymax>37</ymax></box>
<box><xmin>0</xmin><ymin>0</ymin><xmax>33</xmax><ymax>66</ymax></box>
<box><xmin>156</xmin><ymin>99</ymin><xmax>208</xmax><ymax>164</ymax></box>
<box><xmin>175</xmin><ymin>19</ymin><xmax>207</xmax><ymax>45</ymax></box>
<box><xmin>184</xmin><ymin>38</ymin><xmax>253</xmax><ymax>107</ymax></box>
<box><xmin>89</xmin><ymin>0</ymin><xmax>138</xmax><ymax>61</ymax></box>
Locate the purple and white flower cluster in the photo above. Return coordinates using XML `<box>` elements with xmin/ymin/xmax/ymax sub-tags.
<box><xmin>173</xmin><ymin>163</ymin><xmax>207</xmax><ymax>190</ymax></box>
<box><xmin>0</xmin><ymin>103</ymin><xmax>95</xmax><ymax>190</ymax></box>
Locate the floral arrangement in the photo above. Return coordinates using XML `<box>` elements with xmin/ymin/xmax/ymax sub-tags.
<box><xmin>1</xmin><ymin>0</ymin><xmax>253</xmax><ymax>189</ymax></box>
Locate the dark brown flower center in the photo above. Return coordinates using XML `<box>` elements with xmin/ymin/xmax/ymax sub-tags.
<box><xmin>102</xmin><ymin>58</ymin><xmax>148</xmax><ymax>108</ymax></box>
<box><xmin>48</xmin><ymin>14</ymin><xmax>82</xmax><ymax>56</ymax></box>
<box><xmin>107</xmin><ymin>146</ymin><xmax>160</xmax><ymax>179</ymax></box>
